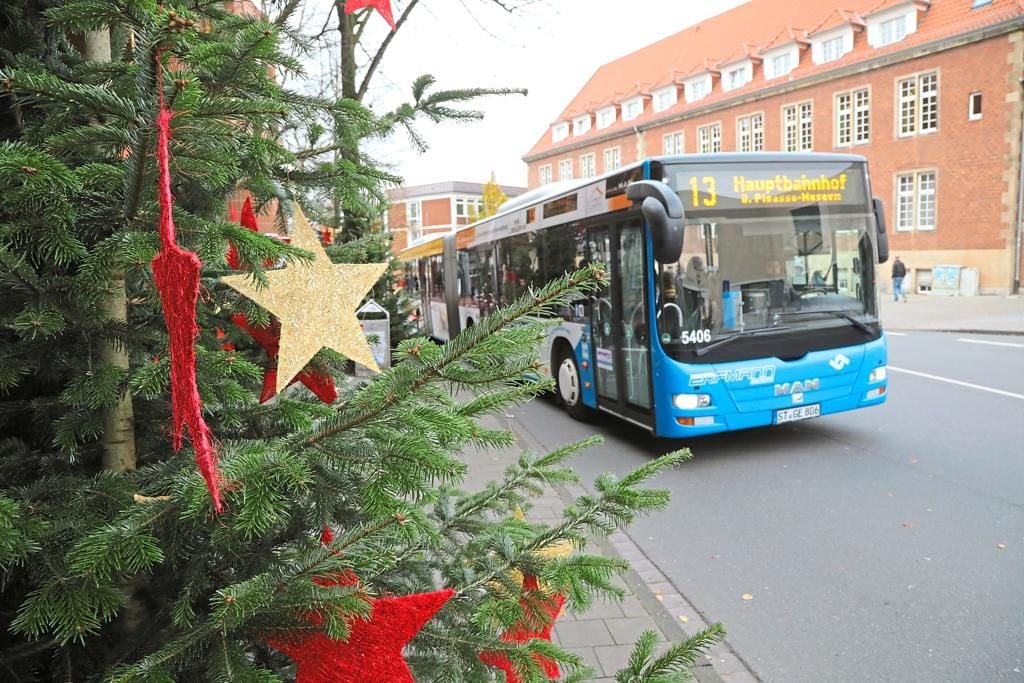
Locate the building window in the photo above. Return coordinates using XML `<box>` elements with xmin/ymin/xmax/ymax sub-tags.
<box><xmin>407</xmin><ymin>200</ymin><xmax>422</xmax><ymax>240</ymax></box>
<box><xmin>685</xmin><ymin>78</ymin><xmax>709</xmax><ymax>102</ymax></box>
<box><xmin>968</xmin><ymin>92</ymin><xmax>983</xmax><ymax>120</ymax></box>
<box><xmin>878</xmin><ymin>15</ymin><xmax>907</xmax><ymax>46</ymax></box>
<box><xmin>538</xmin><ymin>165</ymin><xmax>552</xmax><ymax>185</ymax></box>
<box><xmin>573</xmin><ymin>115</ymin><xmax>591</xmax><ymax>136</ymax></box>
<box><xmin>558</xmin><ymin>159</ymin><xmax>573</xmax><ymax>181</ymax></box>
<box><xmin>455</xmin><ymin>197</ymin><xmax>481</xmax><ymax>218</ymax></box>
<box><xmin>898</xmin><ymin>72</ymin><xmax>938</xmax><ymax>137</ymax></box>
<box><xmin>724</xmin><ymin>66</ymin><xmax>749</xmax><ymax>91</ymax></box>
<box><xmin>769</xmin><ymin>52</ymin><xmax>793</xmax><ymax>79</ymax></box>
<box><xmin>821</xmin><ymin>36</ymin><xmax>844</xmax><ymax>63</ymax></box>
<box><xmin>580</xmin><ymin>153</ymin><xmax>596</xmax><ymax>178</ymax></box>
<box><xmin>597</xmin><ymin>107</ymin><xmax>616</xmax><ymax>129</ymax></box>
<box><xmin>603</xmin><ymin>147</ymin><xmax>621</xmax><ymax>172</ymax></box>
<box><xmin>552</xmin><ymin>123</ymin><xmax>569</xmax><ymax>143</ymax></box>
<box><xmin>698</xmin><ymin>123</ymin><xmax>721</xmax><ymax>153</ymax></box>
<box><xmin>622</xmin><ymin>98</ymin><xmax>643</xmax><ymax>121</ymax></box>
<box><xmin>836</xmin><ymin>88</ymin><xmax>870</xmax><ymax>146</ymax></box>
<box><xmin>783</xmin><ymin>101</ymin><xmax>813</xmax><ymax>151</ymax></box>
<box><xmin>895</xmin><ymin>170</ymin><xmax>937</xmax><ymax>232</ymax></box>
<box><xmin>653</xmin><ymin>86</ymin><xmax>677</xmax><ymax>112</ymax></box>
<box><xmin>737</xmin><ymin>113</ymin><xmax>764</xmax><ymax>152</ymax></box>
<box><xmin>663</xmin><ymin>131</ymin><xmax>684</xmax><ymax>155</ymax></box>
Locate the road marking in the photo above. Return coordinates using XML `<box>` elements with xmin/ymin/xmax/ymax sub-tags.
<box><xmin>889</xmin><ymin>367</ymin><xmax>1024</xmax><ymax>401</ymax></box>
<box><xmin>886</xmin><ymin>332</ymin><xmax>908</xmax><ymax>336</ymax></box>
<box><xmin>956</xmin><ymin>338</ymin><xmax>1024</xmax><ymax>349</ymax></box>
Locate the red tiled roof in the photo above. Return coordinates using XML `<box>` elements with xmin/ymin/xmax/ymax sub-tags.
<box><xmin>809</xmin><ymin>8</ymin><xmax>866</xmax><ymax>35</ymax></box>
<box><xmin>526</xmin><ymin>0</ymin><xmax>1024</xmax><ymax>160</ymax></box>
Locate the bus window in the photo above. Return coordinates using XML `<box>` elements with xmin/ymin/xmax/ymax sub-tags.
<box><xmin>467</xmin><ymin>246</ymin><xmax>496</xmax><ymax>316</ymax></box>
<box><xmin>498</xmin><ymin>233</ymin><xmax>539</xmax><ymax>305</ymax></box>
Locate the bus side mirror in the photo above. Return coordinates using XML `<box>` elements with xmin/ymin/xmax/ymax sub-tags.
<box><xmin>627</xmin><ymin>180</ymin><xmax>685</xmax><ymax>264</ymax></box>
<box><xmin>873</xmin><ymin>196</ymin><xmax>889</xmax><ymax>264</ymax></box>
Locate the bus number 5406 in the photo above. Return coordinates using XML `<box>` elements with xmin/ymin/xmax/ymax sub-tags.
<box><xmin>681</xmin><ymin>329</ymin><xmax>712</xmax><ymax>344</ymax></box>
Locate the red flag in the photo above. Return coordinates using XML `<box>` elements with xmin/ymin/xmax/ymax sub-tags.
<box><xmin>345</xmin><ymin>0</ymin><xmax>396</xmax><ymax>30</ymax></box>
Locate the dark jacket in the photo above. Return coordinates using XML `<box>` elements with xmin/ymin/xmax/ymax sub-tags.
<box><xmin>891</xmin><ymin>260</ymin><xmax>906</xmax><ymax>278</ymax></box>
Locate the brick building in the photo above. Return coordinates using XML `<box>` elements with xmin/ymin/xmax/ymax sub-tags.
<box><xmin>523</xmin><ymin>0</ymin><xmax>1024</xmax><ymax>294</ymax></box>
<box><xmin>386</xmin><ymin>181</ymin><xmax>526</xmax><ymax>253</ymax></box>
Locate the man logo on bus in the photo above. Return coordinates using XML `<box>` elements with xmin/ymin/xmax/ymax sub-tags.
<box><xmin>774</xmin><ymin>379</ymin><xmax>821</xmax><ymax>396</ymax></box>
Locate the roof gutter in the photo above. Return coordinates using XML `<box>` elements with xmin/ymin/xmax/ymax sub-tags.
<box><xmin>524</xmin><ymin>14</ymin><xmax>1024</xmax><ymax>163</ymax></box>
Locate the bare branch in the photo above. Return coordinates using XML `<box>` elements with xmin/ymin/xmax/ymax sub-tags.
<box><xmin>356</xmin><ymin>0</ymin><xmax>421</xmax><ymax>101</ymax></box>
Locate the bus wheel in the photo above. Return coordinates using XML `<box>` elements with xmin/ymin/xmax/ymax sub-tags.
<box><xmin>557</xmin><ymin>352</ymin><xmax>592</xmax><ymax>421</ymax></box>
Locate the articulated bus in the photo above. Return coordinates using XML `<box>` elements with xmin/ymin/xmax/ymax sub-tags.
<box><xmin>398</xmin><ymin>153</ymin><xmax>891</xmax><ymax>438</ymax></box>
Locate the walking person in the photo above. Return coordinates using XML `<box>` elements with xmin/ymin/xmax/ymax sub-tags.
<box><xmin>891</xmin><ymin>256</ymin><xmax>907</xmax><ymax>302</ymax></box>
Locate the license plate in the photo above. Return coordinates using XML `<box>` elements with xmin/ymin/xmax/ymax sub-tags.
<box><xmin>775</xmin><ymin>404</ymin><xmax>821</xmax><ymax>424</ymax></box>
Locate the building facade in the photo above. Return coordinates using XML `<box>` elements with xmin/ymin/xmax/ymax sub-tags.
<box><xmin>386</xmin><ymin>181</ymin><xmax>526</xmax><ymax>253</ymax></box>
<box><xmin>524</xmin><ymin>0</ymin><xmax>1024</xmax><ymax>294</ymax></box>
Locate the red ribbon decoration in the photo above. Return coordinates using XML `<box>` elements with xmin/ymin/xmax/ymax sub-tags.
<box><xmin>150</xmin><ymin>63</ymin><xmax>222</xmax><ymax>513</ymax></box>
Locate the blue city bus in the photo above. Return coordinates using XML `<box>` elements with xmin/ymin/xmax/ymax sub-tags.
<box><xmin>398</xmin><ymin>153</ymin><xmax>890</xmax><ymax>437</ymax></box>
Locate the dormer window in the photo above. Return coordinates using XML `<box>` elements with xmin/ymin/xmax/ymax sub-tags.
<box><xmin>867</xmin><ymin>4</ymin><xmax>920</xmax><ymax>48</ymax></box>
<box><xmin>879</xmin><ymin>15</ymin><xmax>907</xmax><ymax>45</ymax></box>
<box><xmin>572</xmin><ymin>114</ymin><xmax>592</xmax><ymax>136</ymax></box>
<box><xmin>772</xmin><ymin>53</ymin><xmax>792</xmax><ymax>77</ymax></box>
<box><xmin>721</xmin><ymin>60</ymin><xmax>753</xmax><ymax>92</ymax></box>
<box><xmin>684</xmin><ymin>74</ymin><xmax>712</xmax><ymax>103</ymax></box>
<box><xmin>551</xmin><ymin>122</ymin><xmax>569</xmax><ymax>143</ymax></box>
<box><xmin>622</xmin><ymin>96</ymin><xmax>644</xmax><ymax>121</ymax></box>
<box><xmin>652</xmin><ymin>85</ymin><xmax>678</xmax><ymax>113</ymax></box>
<box><xmin>811</xmin><ymin>25</ymin><xmax>855</xmax><ymax>64</ymax></box>
<box><xmin>596</xmin><ymin>106</ymin><xmax>616</xmax><ymax>129</ymax></box>
<box><xmin>821</xmin><ymin>36</ymin><xmax>843</xmax><ymax>61</ymax></box>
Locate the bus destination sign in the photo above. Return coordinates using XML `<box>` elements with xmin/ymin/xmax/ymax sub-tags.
<box><xmin>672</xmin><ymin>163</ymin><xmax>867</xmax><ymax>212</ymax></box>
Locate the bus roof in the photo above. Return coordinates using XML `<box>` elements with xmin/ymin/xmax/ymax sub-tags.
<box><xmin>397</xmin><ymin>232</ymin><xmax>445</xmax><ymax>260</ymax></box>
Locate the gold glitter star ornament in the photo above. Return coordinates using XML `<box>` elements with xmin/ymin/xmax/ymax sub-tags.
<box><xmin>221</xmin><ymin>204</ymin><xmax>388</xmax><ymax>392</ymax></box>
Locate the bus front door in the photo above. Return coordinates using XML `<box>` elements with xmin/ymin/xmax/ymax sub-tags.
<box><xmin>589</xmin><ymin>221</ymin><xmax>652</xmax><ymax>425</ymax></box>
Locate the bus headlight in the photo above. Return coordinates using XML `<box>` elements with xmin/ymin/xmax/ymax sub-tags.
<box><xmin>673</xmin><ymin>394</ymin><xmax>711</xmax><ymax>410</ymax></box>
<box><xmin>869</xmin><ymin>367</ymin><xmax>887</xmax><ymax>383</ymax></box>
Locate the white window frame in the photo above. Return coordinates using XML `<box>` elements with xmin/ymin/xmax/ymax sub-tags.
<box><xmin>737</xmin><ymin>112</ymin><xmax>764</xmax><ymax>152</ymax></box>
<box><xmin>552</xmin><ymin>122</ymin><xmax>569</xmax><ymax>143</ymax></box>
<box><xmin>406</xmin><ymin>200</ymin><xmax>422</xmax><ymax>240</ymax></box>
<box><xmin>653</xmin><ymin>85</ymin><xmax>678</xmax><ymax>113</ymax></box>
<box><xmin>968</xmin><ymin>92</ymin><xmax>983</xmax><ymax>121</ymax></box>
<box><xmin>622</xmin><ymin>96</ymin><xmax>644</xmax><ymax>122</ymax></box>
<box><xmin>867</xmin><ymin>6</ymin><xmax>918</xmax><ymax>48</ymax></box>
<box><xmin>812</xmin><ymin>26</ymin><xmax>853</xmax><ymax>65</ymax></box>
<box><xmin>697</xmin><ymin>122</ymin><xmax>722</xmax><ymax>153</ymax></box>
<box><xmin>782</xmin><ymin>101</ymin><xmax>813</xmax><ymax>152</ymax></box>
<box><xmin>835</xmin><ymin>87</ymin><xmax>871</xmax><ymax>147</ymax></box>
<box><xmin>763</xmin><ymin>45</ymin><xmax>798</xmax><ymax>80</ymax></box>
<box><xmin>684</xmin><ymin>74</ymin><xmax>712</xmax><ymax>103</ymax></box>
<box><xmin>662</xmin><ymin>131</ymin><xmax>684</xmax><ymax>155</ymax></box>
<box><xmin>721</xmin><ymin>60</ymin><xmax>753</xmax><ymax>92</ymax></box>
<box><xmin>596</xmin><ymin>106</ymin><xmax>617</xmax><ymax>130</ymax></box>
<box><xmin>572</xmin><ymin>114</ymin><xmax>592</xmax><ymax>136</ymax></box>
<box><xmin>538</xmin><ymin>164</ymin><xmax>552</xmax><ymax>185</ymax></box>
<box><xmin>603</xmin><ymin>146</ymin><xmax>621</xmax><ymax>172</ymax></box>
<box><xmin>896</xmin><ymin>70</ymin><xmax>939</xmax><ymax>137</ymax></box>
<box><xmin>894</xmin><ymin>170</ymin><xmax>937</xmax><ymax>232</ymax></box>
<box><xmin>579</xmin><ymin>153</ymin><xmax>596</xmax><ymax>179</ymax></box>
<box><xmin>557</xmin><ymin>159</ymin><xmax>573</xmax><ymax>181</ymax></box>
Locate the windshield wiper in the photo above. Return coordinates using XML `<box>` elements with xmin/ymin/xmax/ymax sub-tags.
<box><xmin>781</xmin><ymin>310</ymin><xmax>875</xmax><ymax>335</ymax></box>
<box><xmin>696</xmin><ymin>326</ymin><xmax>792</xmax><ymax>357</ymax></box>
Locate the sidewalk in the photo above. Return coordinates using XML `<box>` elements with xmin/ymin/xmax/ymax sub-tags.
<box><xmin>879</xmin><ymin>293</ymin><xmax>1024</xmax><ymax>334</ymax></box>
<box><xmin>466</xmin><ymin>413</ymin><xmax>753</xmax><ymax>683</ymax></box>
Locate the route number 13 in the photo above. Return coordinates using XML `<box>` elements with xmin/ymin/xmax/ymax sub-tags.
<box><xmin>688</xmin><ymin>176</ymin><xmax>717</xmax><ymax>207</ymax></box>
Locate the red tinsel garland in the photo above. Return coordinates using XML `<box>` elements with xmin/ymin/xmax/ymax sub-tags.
<box><xmin>150</xmin><ymin>89</ymin><xmax>222</xmax><ymax>512</ymax></box>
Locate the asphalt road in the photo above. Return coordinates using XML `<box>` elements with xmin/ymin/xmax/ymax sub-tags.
<box><xmin>506</xmin><ymin>331</ymin><xmax>1024</xmax><ymax>682</ymax></box>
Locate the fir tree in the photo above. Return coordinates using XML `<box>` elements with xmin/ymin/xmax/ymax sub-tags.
<box><xmin>0</xmin><ymin>2</ymin><xmax>723</xmax><ymax>681</ymax></box>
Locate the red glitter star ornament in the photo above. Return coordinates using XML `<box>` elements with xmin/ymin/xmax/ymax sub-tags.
<box><xmin>267</xmin><ymin>588</ymin><xmax>454</xmax><ymax>683</ymax></box>
<box><xmin>344</xmin><ymin>0</ymin><xmax>396</xmax><ymax>30</ymax></box>
<box><xmin>479</xmin><ymin>575</ymin><xmax>566</xmax><ymax>682</ymax></box>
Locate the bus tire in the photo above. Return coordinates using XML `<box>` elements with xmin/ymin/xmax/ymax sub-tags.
<box><xmin>556</xmin><ymin>348</ymin><xmax>592</xmax><ymax>421</ymax></box>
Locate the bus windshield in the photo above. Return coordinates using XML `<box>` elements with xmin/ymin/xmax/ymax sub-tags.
<box><xmin>656</xmin><ymin>160</ymin><xmax>879</xmax><ymax>361</ymax></box>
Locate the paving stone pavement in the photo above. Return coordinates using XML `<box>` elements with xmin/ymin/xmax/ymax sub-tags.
<box><xmin>464</xmin><ymin>413</ymin><xmax>757</xmax><ymax>683</ymax></box>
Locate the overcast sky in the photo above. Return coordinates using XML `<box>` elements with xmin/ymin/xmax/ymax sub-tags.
<box><xmin>330</xmin><ymin>0</ymin><xmax>748</xmax><ymax>189</ymax></box>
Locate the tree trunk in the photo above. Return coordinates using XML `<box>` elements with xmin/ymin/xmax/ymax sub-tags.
<box><xmin>85</xmin><ymin>27</ymin><xmax>138</xmax><ymax>472</ymax></box>
<box><xmin>336</xmin><ymin>4</ymin><xmax>361</xmax><ymax>239</ymax></box>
